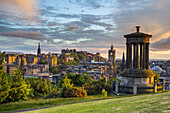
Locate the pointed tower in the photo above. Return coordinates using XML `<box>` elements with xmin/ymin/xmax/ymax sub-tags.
<box><xmin>20</xmin><ymin>54</ymin><xmax>25</xmax><ymax>78</ymax></box>
<box><xmin>121</xmin><ymin>51</ymin><xmax>125</xmax><ymax>71</ymax></box>
<box><xmin>108</xmin><ymin>44</ymin><xmax>116</xmax><ymax>66</ymax></box>
<box><xmin>37</xmin><ymin>42</ymin><xmax>41</xmax><ymax>56</ymax></box>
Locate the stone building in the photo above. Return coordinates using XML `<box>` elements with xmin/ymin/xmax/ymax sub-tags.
<box><xmin>119</xmin><ymin>26</ymin><xmax>155</xmax><ymax>94</ymax></box>
<box><xmin>108</xmin><ymin>44</ymin><xmax>116</xmax><ymax>66</ymax></box>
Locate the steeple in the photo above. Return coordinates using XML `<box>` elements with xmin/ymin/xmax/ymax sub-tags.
<box><xmin>111</xmin><ymin>44</ymin><xmax>113</xmax><ymax>50</ymax></box>
<box><xmin>37</xmin><ymin>42</ymin><xmax>41</xmax><ymax>55</ymax></box>
<box><xmin>122</xmin><ymin>51</ymin><xmax>125</xmax><ymax>63</ymax></box>
<box><xmin>121</xmin><ymin>51</ymin><xmax>125</xmax><ymax>71</ymax></box>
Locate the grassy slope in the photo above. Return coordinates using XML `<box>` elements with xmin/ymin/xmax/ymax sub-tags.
<box><xmin>0</xmin><ymin>95</ymin><xmax>116</xmax><ymax>112</ymax></box>
<box><xmin>24</xmin><ymin>92</ymin><xmax>170</xmax><ymax>113</ymax></box>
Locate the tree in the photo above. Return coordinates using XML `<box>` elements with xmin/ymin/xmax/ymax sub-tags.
<box><xmin>9</xmin><ymin>68</ymin><xmax>31</xmax><ymax>102</ymax></box>
<box><xmin>0</xmin><ymin>52</ymin><xmax>5</xmax><ymax>70</ymax></box>
<box><xmin>67</xmin><ymin>72</ymin><xmax>92</xmax><ymax>87</ymax></box>
<box><xmin>100</xmin><ymin>77</ymin><xmax>107</xmax><ymax>84</ymax></box>
<box><xmin>38</xmin><ymin>60</ymin><xmax>48</xmax><ymax>64</ymax></box>
<box><xmin>71</xmin><ymin>53</ymin><xmax>81</xmax><ymax>64</ymax></box>
<box><xmin>152</xmin><ymin>71</ymin><xmax>160</xmax><ymax>83</ymax></box>
<box><xmin>107</xmin><ymin>77</ymin><xmax>119</xmax><ymax>85</ymax></box>
<box><xmin>0</xmin><ymin>71</ymin><xmax>11</xmax><ymax>103</ymax></box>
<box><xmin>50</xmin><ymin>66</ymin><xmax>60</xmax><ymax>74</ymax></box>
<box><xmin>58</xmin><ymin>76</ymin><xmax>73</xmax><ymax>97</ymax></box>
<box><xmin>83</xmin><ymin>81</ymin><xmax>112</xmax><ymax>95</ymax></box>
<box><xmin>78</xmin><ymin>54</ymin><xmax>86</xmax><ymax>61</ymax></box>
<box><xmin>25</xmin><ymin>77</ymin><xmax>52</xmax><ymax>97</ymax></box>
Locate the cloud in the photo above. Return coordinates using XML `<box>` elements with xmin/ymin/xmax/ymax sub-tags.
<box><xmin>114</xmin><ymin>0</ymin><xmax>170</xmax><ymax>42</ymax></box>
<box><xmin>0</xmin><ymin>0</ymin><xmax>39</xmax><ymax>22</ymax></box>
<box><xmin>0</xmin><ymin>30</ymin><xmax>46</xmax><ymax>41</ymax></box>
<box><xmin>63</xmin><ymin>25</ymin><xmax>79</xmax><ymax>31</ymax></box>
<box><xmin>47</xmin><ymin>22</ymin><xmax>57</xmax><ymax>26</ymax></box>
<box><xmin>68</xmin><ymin>0</ymin><xmax>103</xmax><ymax>9</ymax></box>
<box><xmin>151</xmin><ymin>37</ymin><xmax>170</xmax><ymax>51</ymax></box>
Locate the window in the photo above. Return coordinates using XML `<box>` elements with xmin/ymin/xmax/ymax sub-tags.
<box><xmin>149</xmin><ymin>77</ymin><xmax>151</xmax><ymax>84</ymax></box>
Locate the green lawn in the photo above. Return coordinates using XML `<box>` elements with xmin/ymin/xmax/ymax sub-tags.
<box><xmin>23</xmin><ymin>92</ymin><xmax>170</xmax><ymax>113</ymax></box>
<box><xmin>0</xmin><ymin>94</ymin><xmax>116</xmax><ymax>112</ymax></box>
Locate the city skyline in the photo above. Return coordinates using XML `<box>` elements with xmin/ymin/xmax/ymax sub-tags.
<box><xmin>0</xmin><ymin>0</ymin><xmax>170</xmax><ymax>59</ymax></box>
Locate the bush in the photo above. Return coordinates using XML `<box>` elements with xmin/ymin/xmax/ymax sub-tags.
<box><xmin>43</xmin><ymin>85</ymin><xmax>60</xmax><ymax>99</ymax></box>
<box><xmin>102</xmin><ymin>89</ymin><xmax>107</xmax><ymax>97</ymax></box>
<box><xmin>67</xmin><ymin>72</ymin><xmax>92</xmax><ymax>87</ymax></box>
<box><xmin>25</xmin><ymin>77</ymin><xmax>53</xmax><ymax>98</ymax></box>
<box><xmin>64</xmin><ymin>87</ymin><xmax>87</xmax><ymax>97</ymax></box>
<box><xmin>0</xmin><ymin>68</ymin><xmax>31</xmax><ymax>103</ymax></box>
<box><xmin>83</xmin><ymin>81</ymin><xmax>112</xmax><ymax>95</ymax></box>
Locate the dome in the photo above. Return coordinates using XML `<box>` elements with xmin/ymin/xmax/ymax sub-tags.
<box><xmin>151</xmin><ymin>66</ymin><xmax>163</xmax><ymax>74</ymax></box>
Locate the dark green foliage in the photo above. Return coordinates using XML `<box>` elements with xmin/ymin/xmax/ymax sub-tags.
<box><xmin>25</xmin><ymin>77</ymin><xmax>52</xmax><ymax>97</ymax></box>
<box><xmin>0</xmin><ymin>71</ymin><xmax>11</xmax><ymax>103</ymax></box>
<box><xmin>152</xmin><ymin>71</ymin><xmax>160</xmax><ymax>83</ymax></box>
<box><xmin>50</xmin><ymin>65</ymin><xmax>67</xmax><ymax>74</ymax></box>
<box><xmin>50</xmin><ymin>66</ymin><xmax>60</xmax><ymax>74</ymax></box>
<box><xmin>78</xmin><ymin>54</ymin><xmax>86</xmax><ymax>61</ymax></box>
<box><xmin>83</xmin><ymin>81</ymin><xmax>112</xmax><ymax>95</ymax></box>
<box><xmin>0</xmin><ymin>68</ymin><xmax>31</xmax><ymax>103</ymax></box>
<box><xmin>107</xmin><ymin>77</ymin><xmax>119</xmax><ymax>85</ymax></box>
<box><xmin>38</xmin><ymin>60</ymin><xmax>48</xmax><ymax>64</ymax></box>
<box><xmin>100</xmin><ymin>77</ymin><xmax>107</xmax><ymax>84</ymax></box>
<box><xmin>64</xmin><ymin>61</ymin><xmax>77</xmax><ymax>65</ymax></box>
<box><xmin>71</xmin><ymin>53</ymin><xmax>81</xmax><ymax>64</ymax></box>
<box><xmin>59</xmin><ymin>54</ymin><xmax>67</xmax><ymax>62</ymax></box>
<box><xmin>57</xmin><ymin>73</ymin><xmax>92</xmax><ymax>88</ymax></box>
<box><xmin>0</xmin><ymin>52</ymin><xmax>5</xmax><ymax>70</ymax></box>
<box><xmin>57</xmin><ymin>76</ymin><xmax>87</xmax><ymax>98</ymax></box>
<box><xmin>58</xmin><ymin>76</ymin><xmax>73</xmax><ymax>97</ymax></box>
<box><xmin>63</xmin><ymin>72</ymin><xmax>92</xmax><ymax>87</ymax></box>
<box><xmin>44</xmin><ymin>85</ymin><xmax>60</xmax><ymax>99</ymax></box>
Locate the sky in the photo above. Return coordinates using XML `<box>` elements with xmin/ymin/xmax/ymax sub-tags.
<box><xmin>0</xmin><ymin>0</ymin><xmax>170</xmax><ymax>59</ymax></box>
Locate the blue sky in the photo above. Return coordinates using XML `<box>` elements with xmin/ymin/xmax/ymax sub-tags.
<box><xmin>0</xmin><ymin>0</ymin><xmax>170</xmax><ymax>59</ymax></box>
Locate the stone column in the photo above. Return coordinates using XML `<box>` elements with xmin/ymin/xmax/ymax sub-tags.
<box><xmin>135</xmin><ymin>43</ymin><xmax>139</xmax><ymax>68</ymax></box>
<box><xmin>154</xmin><ymin>83</ymin><xmax>157</xmax><ymax>93</ymax></box>
<box><xmin>129</xmin><ymin>43</ymin><xmax>132</xmax><ymax>68</ymax></box>
<box><xmin>143</xmin><ymin>43</ymin><xmax>146</xmax><ymax>69</ymax></box>
<box><xmin>126</xmin><ymin>43</ymin><xmax>129</xmax><ymax>69</ymax></box>
<box><xmin>146</xmin><ymin>43</ymin><xmax>149</xmax><ymax>69</ymax></box>
<box><xmin>133</xmin><ymin>44</ymin><xmax>136</xmax><ymax>68</ymax></box>
<box><xmin>133</xmin><ymin>84</ymin><xmax>137</xmax><ymax>95</ymax></box>
<box><xmin>115</xmin><ymin>82</ymin><xmax>118</xmax><ymax>94</ymax></box>
<box><xmin>162</xmin><ymin>78</ymin><xmax>165</xmax><ymax>92</ymax></box>
<box><xmin>140</xmin><ymin>43</ymin><xmax>143</xmax><ymax>69</ymax></box>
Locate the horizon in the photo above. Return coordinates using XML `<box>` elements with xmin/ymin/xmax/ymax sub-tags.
<box><xmin>0</xmin><ymin>0</ymin><xmax>170</xmax><ymax>59</ymax></box>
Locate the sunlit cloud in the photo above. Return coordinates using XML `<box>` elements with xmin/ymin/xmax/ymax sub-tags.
<box><xmin>0</xmin><ymin>30</ymin><xmax>46</xmax><ymax>41</ymax></box>
<box><xmin>0</xmin><ymin>0</ymin><xmax>39</xmax><ymax>22</ymax></box>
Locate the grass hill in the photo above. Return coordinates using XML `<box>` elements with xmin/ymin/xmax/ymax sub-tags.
<box><xmin>1</xmin><ymin>92</ymin><xmax>170</xmax><ymax>113</ymax></box>
<box><xmin>24</xmin><ymin>92</ymin><xmax>170</xmax><ymax>113</ymax></box>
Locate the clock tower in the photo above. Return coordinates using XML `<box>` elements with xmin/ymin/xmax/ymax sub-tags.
<box><xmin>108</xmin><ymin>44</ymin><xmax>116</xmax><ymax>66</ymax></box>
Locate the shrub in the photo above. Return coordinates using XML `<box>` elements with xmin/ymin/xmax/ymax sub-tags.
<box><xmin>67</xmin><ymin>72</ymin><xmax>92</xmax><ymax>87</ymax></box>
<box><xmin>83</xmin><ymin>81</ymin><xmax>111</xmax><ymax>95</ymax></box>
<box><xmin>58</xmin><ymin>76</ymin><xmax>73</xmax><ymax>97</ymax></box>
<box><xmin>25</xmin><ymin>77</ymin><xmax>53</xmax><ymax>98</ymax></box>
<box><xmin>0</xmin><ymin>68</ymin><xmax>31</xmax><ymax>103</ymax></box>
<box><xmin>102</xmin><ymin>89</ymin><xmax>107</xmax><ymax>97</ymax></box>
<box><xmin>64</xmin><ymin>87</ymin><xmax>87</xmax><ymax>97</ymax></box>
<box><xmin>44</xmin><ymin>85</ymin><xmax>60</xmax><ymax>99</ymax></box>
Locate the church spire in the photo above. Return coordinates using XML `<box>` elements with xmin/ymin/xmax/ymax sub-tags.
<box><xmin>121</xmin><ymin>51</ymin><xmax>125</xmax><ymax>71</ymax></box>
<box><xmin>111</xmin><ymin>43</ymin><xmax>113</xmax><ymax>50</ymax></box>
<box><xmin>37</xmin><ymin>42</ymin><xmax>41</xmax><ymax>55</ymax></box>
